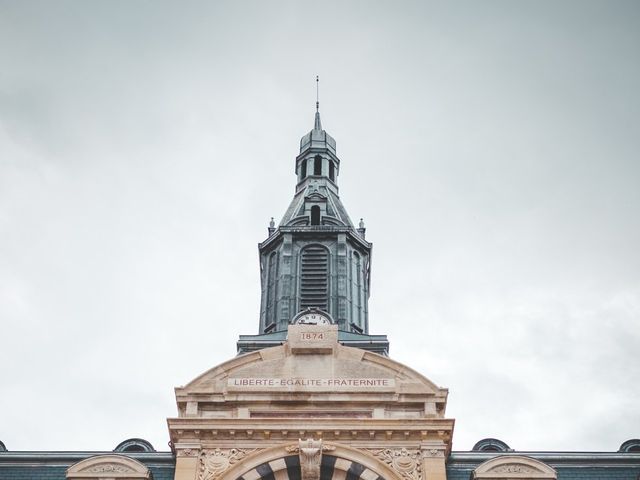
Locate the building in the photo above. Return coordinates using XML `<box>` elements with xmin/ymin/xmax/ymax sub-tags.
<box><xmin>1</xmin><ymin>105</ymin><xmax>639</xmax><ymax>480</ymax></box>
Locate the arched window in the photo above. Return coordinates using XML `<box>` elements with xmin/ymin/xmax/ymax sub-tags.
<box><xmin>472</xmin><ymin>438</ymin><xmax>511</xmax><ymax>452</ymax></box>
<box><xmin>310</xmin><ymin>206</ymin><xmax>321</xmax><ymax>225</ymax></box>
<box><xmin>114</xmin><ymin>438</ymin><xmax>155</xmax><ymax>453</ymax></box>
<box><xmin>314</xmin><ymin>155</ymin><xmax>322</xmax><ymax>175</ymax></box>
<box><xmin>619</xmin><ymin>439</ymin><xmax>640</xmax><ymax>453</ymax></box>
<box><xmin>300</xmin><ymin>245</ymin><xmax>329</xmax><ymax>312</ymax></box>
<box><xmin>329</xmin><ymin>161</ymin><xmax>335</xmax><ymax>181</ymax></box>
<box><xmin>300</xmin><ymin>159</ymin><xmax>307</xmax><ymax>180</ymax></box>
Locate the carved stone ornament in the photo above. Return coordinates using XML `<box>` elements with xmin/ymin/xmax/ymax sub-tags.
<box><xmin>85</xmin><ymin>464</ymin><xmax>135</xmax><ymax>474</ymax></box>
<box><xmin>369</xmin><ymin>448</ymin><xmax>422</xmax><ymax>480</ymax></box>
<box><xmin>198</xmin><ymin>448</ymin><xmax>255</xmax><ymax>480</ymax></box>
<box><xmin>286</xmin><ymin>439</ymin><xmax>335</xmax><ymax>480</ymax></box>
<box><xmin>490</xmin><ymin>464</ymin><xmax>537</xmax><ymax>474</ymax></box>
<box><xmin>423</xmin><ymin>448</ymin><xmax>445</xmax><ymax>458</ymax></box>
<box><xmin>179</xmin><ymin>448</ymin><xmax>198</xmax><ymax>457</ymax></box>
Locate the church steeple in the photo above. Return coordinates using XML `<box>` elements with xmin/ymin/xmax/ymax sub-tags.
<box><xmin>314</xmin><ymin>109</ymin><xmax>322</xmax><ymax>130</ymax></box>
<box><xmin>237</xmin><ymin>92</ymin><xmax>388</xmax><ymax>356</ymax></box>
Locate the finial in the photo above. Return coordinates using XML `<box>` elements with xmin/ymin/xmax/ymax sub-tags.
<box><xmin>313</xmin><ymin>76</ymin><xmax>323</xmax><ymax>130</ymax></box>
<box><xmin>269</xmin><ymin>217</ymin><xmax>275</xmax><ymax>228</ymax></box>
<box><xmin>358</xmin><ymin>218</ymin><xmax>366</xmax><ymax>239</ymax></box>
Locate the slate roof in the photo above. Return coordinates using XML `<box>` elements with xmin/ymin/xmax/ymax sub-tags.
<box><xmin>0</xmin><ymin>451</ymin><xmax>175</xmax><ymax>480</ymax></box>
<box><xmin>3</xmin><ymin>449</ymin><xmax>640</xmax><ymax>480</ymax></box>
<box><xmin>447</xmin><ymin>451</ymin><xmax>640</xmax><ymax>480</ymax></box>
<box><xmin>279</xmin><ymin>183</ymin><xmax>354</xmax><ymax>228</ymax></box>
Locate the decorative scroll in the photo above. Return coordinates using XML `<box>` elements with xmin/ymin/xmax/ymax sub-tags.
<box><xmin>86</xmin><ymin>464</ymin><xmax>135</xmax><ymax>473</ymax></box>
<box><xmin>286</xmin><ymin>439</ymin><xmax>335</xmax><ymax>480</ymax></box>
<box><xmin>198</xmin><ymin>448</ymin><xmax>255</xmax><ymax>480</ymax></box>
<box><xmin>368</xmin><ymin>448</ymin><xmax>422</xmax><ymax>480</ymax></box>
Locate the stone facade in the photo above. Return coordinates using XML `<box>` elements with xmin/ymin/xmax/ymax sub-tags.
<box><xmin>169</xmin><ymin>323</ymin><xmax>453</xmax><ymax>480</ymax></box>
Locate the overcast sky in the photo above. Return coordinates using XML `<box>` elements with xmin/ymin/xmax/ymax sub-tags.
<box><xmin>1</xmin><ymin>0</ymin><xmax>639</xmax><ymax>453</ymax></box>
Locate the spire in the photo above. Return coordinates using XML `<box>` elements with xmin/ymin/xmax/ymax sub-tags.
<box><xmin>314</xmin><ymin>75</ymin><xmax>322</xmax><ymax>130</ymax></box>
<box><xmin>300</xmin><ymin>75</ymin><xmax>335</xmax><ymax>154</ymax></box>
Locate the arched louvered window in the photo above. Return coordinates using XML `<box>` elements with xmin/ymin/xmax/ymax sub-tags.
<box><xmin>314</xmin><ymin>155</ymin><xmax>322</xmax><ymax>175</ymax></box>
<box><xmin>265</xmin><ymin>252</ymin><xmax>278</xmax><ymax>327</ymax></box>
<box><xmin>310</xmin><ymin>206</ymin><xmax>321</xmax><ymax>225</ymax></box>
<box><xmin>329</xmin><ymin>161</ymin><xmax>335</xmax><ymax>181</ymax></box>
<box><xmin>300</xmin><ymin>159</ymin><xmax>307</xmax><ymax>180</ymax></box>
<box><xmin>300</xmin><ymin>246</ymin><xmax>329</xmax><ymax>311</ymax></box>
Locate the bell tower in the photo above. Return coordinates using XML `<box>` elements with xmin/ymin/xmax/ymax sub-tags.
<box><xmin>238</xmin><ymin>97</ymin><xmax>389</xmax><ymax>354</ymax></box>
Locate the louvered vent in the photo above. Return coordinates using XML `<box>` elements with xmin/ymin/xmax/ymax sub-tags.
<box><xmin>300</xmin><ymin>246</ymin><xmax>329</xmax><ymax>311</ymax></box>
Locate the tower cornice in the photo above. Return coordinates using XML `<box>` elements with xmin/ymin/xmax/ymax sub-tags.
<box><xmin>259</xmin><ymin>227</ymin><xmax>371</xmax><ymax>251</ymax></box>
<box><xmin>296</xmin><ymin>144</ymin><xmax>341</xmax><ymax>164</ymax></box>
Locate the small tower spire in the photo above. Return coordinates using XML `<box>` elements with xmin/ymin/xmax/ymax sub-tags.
<box><xmin>314</xmin><ymin>75</ymin><xmax>322</xmax><ymax>130</ymax></box>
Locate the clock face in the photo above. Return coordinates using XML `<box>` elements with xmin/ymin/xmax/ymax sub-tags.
<box><xmin>293</xmin><ymin>309</ymin><xmax>333</xmax><ymax>325</ymax></box>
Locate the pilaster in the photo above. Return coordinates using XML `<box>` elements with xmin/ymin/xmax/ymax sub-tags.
<box><xmin>421</xmin><ymin>442</ymin><xmax>448</xmax><ymax>480</ymax></box>
<box><xmin>278</xmin><ymin>233</ymin><xmax>293</xmax><ymax>330</ymax></box>
<box><xmin>174</xmin><ymin>449</ymin><xmax>199</xmax><ymax>480</ymax></box>
<box><xmin>336</xmin><ymin>233</ymin><xmax>348</xmax><ymax>326</ymax></box>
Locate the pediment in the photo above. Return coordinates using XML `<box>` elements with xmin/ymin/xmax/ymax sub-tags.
<box><xmin>66</xmin><ymin>455</ymin><xmax>150</xmax><ymax>479</ymax></box>
<box><xmin>179</xmin><ymin>325</ymin><xmax>446</xmax><ymax>401</ymax></box>
<box><xmin>473</xmin><ymin>455</ymin><xmax>556</xmax><ymax>479</ymax></box>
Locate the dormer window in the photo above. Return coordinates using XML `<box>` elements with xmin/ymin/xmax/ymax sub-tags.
<box><xmin>314</xmin><ymin>155</ymin><xmax>322</xmax><ymax>175</ymax></box>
